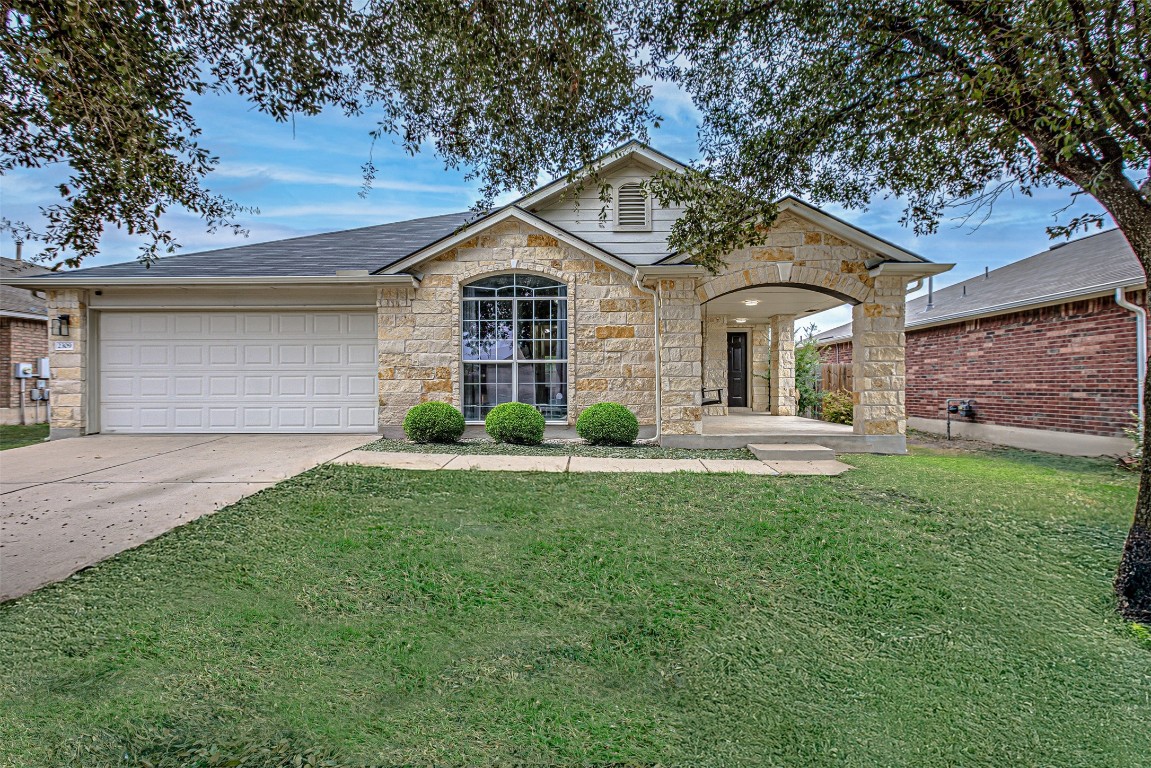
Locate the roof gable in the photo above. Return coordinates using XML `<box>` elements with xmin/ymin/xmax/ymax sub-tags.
<box><xmin>379</xmin><ymin>206</ymin><xmax>636</xmax><ymax>276</ymax></box>
<box><xmin>660</xmin><ymin>196</ymin><xmax>927</xmax><ymax>266</ymax></box>
<box><xmin>515</xmin><ymin>140</ymin><xmax>688</xmax><ymax>212</ymax></box>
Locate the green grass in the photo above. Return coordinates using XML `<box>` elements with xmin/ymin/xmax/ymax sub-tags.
<box><xmin>1</xmin><ymin>447</ymin><xmax>1148</xmax><ymax>766</ymax></box>
<box><xmin>363</xmin><ymin>437</ymin><xmax>756</xmax><ymax>460</ymax></box>
<box><xmin>0</xmin><ymin>422</ymin><xmax>47</xmax><ymax>450</ymax></box>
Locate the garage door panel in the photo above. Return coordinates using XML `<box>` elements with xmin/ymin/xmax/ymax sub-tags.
<box><xmin>100</xmin><ymin>311</ymin><xmax>378</xmax><ymax>433</ymax></box>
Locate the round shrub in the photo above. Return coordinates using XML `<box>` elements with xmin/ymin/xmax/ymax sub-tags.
<box><xmin>576</xmin><ymin>402</ymin><xmax>640</xmax><ymax>446</ymax></box>
<box><xmin>403</xmin><ymin>401</ymin><xmax>465</xmax><ymax>443</ymax></box>
<box><xmin>821</xmin><ymin>389</ymin><xmax>854</xmax><ymax>425</ymax></box>
<box><xmin>485</xmin><ymin>402</ymin><xmax>545</xmax><ymax>445</ymax></box>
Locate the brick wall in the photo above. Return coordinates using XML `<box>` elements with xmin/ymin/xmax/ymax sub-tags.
<box><xmin>823</xmin><ymin>293</ymin><xmax>1144</xmax><ymax>438</ymax></box>
<box><xmin>0</xmin><ymin>317</ymin><xmax>49</xmax><ymax>408</ymax></box>
<box><xmin>820</xmin><ymin>340</ymin><xmax>852</xmax><ymax>366</ymax></box>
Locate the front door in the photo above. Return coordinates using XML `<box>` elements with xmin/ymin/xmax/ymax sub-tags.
<box><xmin>727</xmin><ymin>332</ymin><xmax>748</xmax><ymax>408</ymax></box>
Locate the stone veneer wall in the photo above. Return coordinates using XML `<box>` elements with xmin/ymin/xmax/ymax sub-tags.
<box><xmin>46</xmin><ymin>288</ymin><xmax>88</xmax><ymax>438</ymax></box>
<box><xmin>692</xmin><ymin>210</ymin><xmax>909</xmax><ymax>436</ymax></box>
<box><xmin>377</xmin><ymin>220</ymin><xmax>657</xmax><ymax>430</ymax></box>
<box><xmin>751</xmin><ymin>325</ymin><xmax>769</xmax><ymax>411</ymax></box>
<box><xmin>656</xmin><ymin>278</ymin><xmax>703</xmax><ymax>435</ymax></box>
<box><xmin>852</xmin><ymin>275</ymin><xmax>907</xmax><ymax>435</ymax></box>
<box><xmin>701</xmin><ymin>312</ymin><xmax>728</xmax><ymax>415</ymax></box>
<box><xmin>769</xmin><ymin>315</ymin><xmax>798</xmax><ymax>415</ymax></box>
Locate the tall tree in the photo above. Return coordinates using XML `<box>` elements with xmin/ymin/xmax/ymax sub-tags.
<box><xmin>630</xmin><ymin>0</ymin><xmax>1151</xmax><ymax>620</ymax></box>
<box><xmin>1</xmin><ymin>0</ymin><xmax>652</xmax><ymax>265</ymax></box>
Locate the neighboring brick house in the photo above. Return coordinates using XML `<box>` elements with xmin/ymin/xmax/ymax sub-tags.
<box><xmin>7</xmin><ymin>142</ymin><xmax>948</xmax><ymax>451</ymax></box>
<box><xmin>1</xmin><ymin>256</ymin><xmax>52</xmax><ymax>425</ymax></box>
<box><xmin>818</xmin><ymin>228</ymin><xmax>1146</xmax><ymax>455</ymax></box>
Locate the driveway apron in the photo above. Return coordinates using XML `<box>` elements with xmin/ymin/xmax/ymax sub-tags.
<box><xmin>0</xmin><ymin>434</ymin><xmax>372</xmax><ymax>601</ymax></box>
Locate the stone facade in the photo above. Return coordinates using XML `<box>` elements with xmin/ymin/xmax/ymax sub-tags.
<box><xmin>46</xmin><ymin>289</ymin><xmax>87</xmax><ymax>438</ymax></box>
<box><xmin>689</xmin><ymin>210</ymin><xmax>910</xmax><ymax>437</ymax></box>
<box><xmin>655</xmin><ymin>278</ymin><xmax>703</xmax><ymax>435</ymax></box>
<box><xmin>34</xmin><ymin>210</ymin><xmax>917</xmax><ymax>446</ymax></box>
<box><xmin>768</xmin><ymin>315</ymin><xmax>798</xmax><ymax>416</ymax></box>
<box><xmin>376</xmin><ymin>220</ymin><xmax>656</xmax><ymax>432</ymax></box>
<box><xmin>851</xmin><ymin>275</ymin><xmax>906</xmax><ymax>435</ymax></box>
<box><xmin>751</xmin><ymin>325</ymin><xmax>770</xmax><ymax>411</ymax></box>
<box><xmin>701</xmin><ymin>312</ymin><xmax>729</xmax><ymax>415</ymax></box>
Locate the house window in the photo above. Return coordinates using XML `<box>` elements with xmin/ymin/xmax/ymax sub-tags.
<box><xmin>461</xmin><ymin>274</ymin><xmax>568</xmax><ymax>422</ymax></box>
<box><xmin>615</xmin><ymin>181</ymin><xmax>651</xmax><ymax>231</ymax></box>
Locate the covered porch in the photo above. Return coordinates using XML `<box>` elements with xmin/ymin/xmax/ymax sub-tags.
<box><xmin>663</xmin><ymin>411</ymin><xmax>903</xmax><ymax>453</ymax></box>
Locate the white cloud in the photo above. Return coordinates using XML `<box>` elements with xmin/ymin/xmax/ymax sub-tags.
<box><xmin>212</xmin><ymin>162</ymin><xmax>471</xmax><ymax>196</ymax></box>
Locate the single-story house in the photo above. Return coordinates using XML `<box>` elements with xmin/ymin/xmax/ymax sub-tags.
<box><xmin>8</xmin><ymin>142</ymin><xmax>949</xmax><ymax>452</ymax></box>
<box><xmin>818</xmin><ymin>228</ymin><xmax>1146</xmax><ymax>455</ymax></box>
<box><xmin>1</xmin><ymin>254</ymin><xmax>52</xmax><ymax>425</ymax></box>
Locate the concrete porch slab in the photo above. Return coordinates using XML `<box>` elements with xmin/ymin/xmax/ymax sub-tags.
<box><xmin>664</xmin><ymin>412</ymin><xmax>906</xmax><ymax>454</ymax></box>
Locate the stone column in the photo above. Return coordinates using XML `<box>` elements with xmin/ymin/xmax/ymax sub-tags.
<box><xmin>701</xmin><ymin>311</ymin><xmax>728</xmax><ymax>416</ymax></box>
<box><xmin>751</xmin><ymin>324</ymin><xmax>770</xmax><ymax>411</ymax></box>
<box><xmin>657</xmin><ymin>278</ymin><xmax>703</xmax><ymax>437</ymax></box>
<box><xmin>376</xmin><ymin>285</ymin><xmax>419</xmax><ymax>436</ymax></box>
<box><xmin>47</xmin><ymin>289</ymin><xmax>87</xmax><ymax>439</ymax></box>
<box><xmin>851</xmin><ymin>275</ymin><xmax>907</xmax><ymax>436</ymax></box>
<box><xmin>769</xmin><ymin>314</ymin><xmax>797</xmax><ymax>416</ymax></box>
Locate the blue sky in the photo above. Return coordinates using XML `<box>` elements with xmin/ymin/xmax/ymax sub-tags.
<box><xmin>1</xmin><ymin>82</ymin><xmax>1109</xmax><ymax>332</ymax></box>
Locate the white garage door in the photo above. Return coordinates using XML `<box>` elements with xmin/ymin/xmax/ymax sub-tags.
<box><xmin>98</xmin><ymin>311</ymin><xmax>378</xmax><ymax>433</ymax></box>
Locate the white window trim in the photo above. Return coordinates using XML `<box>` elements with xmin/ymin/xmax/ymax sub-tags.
<box><xmin>613</xmin><ymin>178</ymin><xmax>652</xmax><ymax>232</ymax></box>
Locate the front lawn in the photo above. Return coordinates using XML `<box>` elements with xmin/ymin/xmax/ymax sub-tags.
<box><xmin>0</xmin><ymin>422</ymin><xmax>48</xmax><ymax>450</ymax></box>
<box><xmin>1</xmin><ymin>448</ymin><xmax>1148</xmax><ymax>766</ymax></box>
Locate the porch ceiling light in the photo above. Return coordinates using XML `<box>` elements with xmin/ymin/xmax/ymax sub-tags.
<box><xmin>734</xmin><ymin>317</ymin><xmax>748</xmax><ymax>323</ymax></box>
<box><xmin>742</xmin><ymin>299</ymin><xmax>760</xmax><ymax>306</ymax></box>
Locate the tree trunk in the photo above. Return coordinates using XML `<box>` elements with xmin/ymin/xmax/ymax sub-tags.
<box><xmin>1094</xmin><ymin>178</ymin><xmax>1151</xmax><ymax>622</ymax></box>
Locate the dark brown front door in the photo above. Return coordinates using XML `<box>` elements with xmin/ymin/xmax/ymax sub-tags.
<box><xmin>727</xmin><ymin>332</ymin><xmax>748</xmax><ymax>408</ymax></box>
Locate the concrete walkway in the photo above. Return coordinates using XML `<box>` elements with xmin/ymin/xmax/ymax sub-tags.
<box><xmin>334</xmin><ymin>450</ymin><xmax>853</xmax><ymax>477</ymax></box>
<box><xmin>0</xmin><ymin>434</ymin><xmax>374</xmax><ymax>601</ymax></box>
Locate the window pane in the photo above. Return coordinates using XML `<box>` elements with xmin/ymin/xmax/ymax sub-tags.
<box><xmin>463</xmin><ymin>363</ymin><xmax>513</xmax><ymax>421</ymax></box>
<box><xmin>518</xmin><ymin>363</ymin><xmax>567</xmax><ymax>420</ymax></box>
<box><xmin>516</xmin><ymin>299</ymin><xmax>566</xmax><ymax>360</ymax></box>
<box><xmin>462</xmin><ymin>300</ymin><xmax>513</xmax><ymax>360</ymax></box>
<box><xmin>465</xmin><ymin>274</ymin><xmax>567</xmax><ymax>298</ymax></box>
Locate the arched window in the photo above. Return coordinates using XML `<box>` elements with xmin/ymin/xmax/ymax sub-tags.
<box><xmin>615</xmin><ymin>181</ymin><xmax>651</xmax><ymax>231</ymax></box>
<box><xmin>461</xmin><ymin>274</ymin><xmax>568</xmax><ymax>422</ymax></box>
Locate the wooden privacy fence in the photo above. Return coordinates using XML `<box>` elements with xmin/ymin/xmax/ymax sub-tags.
<box><xmin>820</xmin><ymin>363</ymin><xmax>853</xmax><ymax>394</ymax></box>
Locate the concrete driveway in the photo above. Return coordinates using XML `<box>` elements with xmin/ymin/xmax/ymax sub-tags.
<box><xmin>0</xmin><ymin>434</ymin><xmax>374</xmax><ymax>601</ymax></box>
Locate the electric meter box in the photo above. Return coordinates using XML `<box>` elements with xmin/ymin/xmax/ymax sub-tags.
<box><xmin>13</xmin><ymin>362</ymin><xmax>33</xmax><ymax>379</ymax></box>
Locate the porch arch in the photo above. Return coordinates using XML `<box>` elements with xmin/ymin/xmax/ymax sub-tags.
<box><xmin>696</xmin><ymin>263</ymin><xmax>872</xmax><ymax>306</ymax></box>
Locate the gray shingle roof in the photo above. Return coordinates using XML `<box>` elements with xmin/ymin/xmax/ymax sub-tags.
<box><xmin>1</xmin><ymin>257</ymin><xmax>52</xmax><ymax>317</ymax></box>
<box><xmin>818</xmin><ymin>228</ymin><xmax>1141</xmax><ymax>342</ymax></box>
<box><xmin>32</xmin><ymin>212</ymin><xmax>476</xmax><ymax>280</ymax></box>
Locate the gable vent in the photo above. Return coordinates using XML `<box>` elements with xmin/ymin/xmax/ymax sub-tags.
<box><xmin>616</xmin><ymin>182</ymin><xmax>651</xmax><ymax>231</ymax></box>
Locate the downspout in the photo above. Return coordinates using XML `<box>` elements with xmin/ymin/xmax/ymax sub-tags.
<box><xmin>1115</xmin><ymin>287</ymin><xmax>1147</xmax><ymax>423</ymax></box>
<box><xmin>633</xmin><ymin>273</ymin><xmax>662</xmax><ymax>440</ymax></box>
